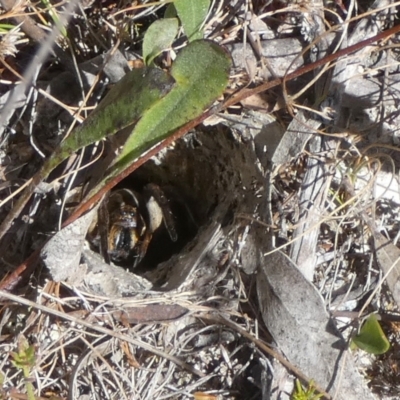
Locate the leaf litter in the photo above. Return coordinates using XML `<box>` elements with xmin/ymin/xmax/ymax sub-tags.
<box><xmin>1</xmin><ymin>0</ymin><xmax>400</xmax><ymax>399</ymax></box>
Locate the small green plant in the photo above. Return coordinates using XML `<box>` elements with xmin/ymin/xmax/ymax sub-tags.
<box><xmin>10</xmin><ymin>335</ymin><xmax>36</xmax><ymax>400</ymax></box>
<box><xmin>142</xmin><ymin>0</ymin><xmax>211</xmax><ymax>65</ymax></box>
<box><xmin>0</xmin><ymin>23</ymin><xmax>16</xmax><ymax>33</ymax></box>
<box><xmin>351</xmin><ymin>313</ymin><xmax>390</xmax><ymax>355</ymax></box>
<box><xmin>0</xmin><ymin>0</ymin><xmax>230</xmax><ymax>239</ymax></box>
<box><xmin>40</xmin><ymin>0</ymin><xmax>67</xmax><ymax>37</ymax></box>
<box><xmin>292</xmin><ymin>379</ymin><xmax>324</xmax><ymax>400</ymax></box>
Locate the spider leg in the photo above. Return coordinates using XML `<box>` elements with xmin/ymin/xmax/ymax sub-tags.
<box><xmin>98</xmin><ymin>194</ymin><xmax>111</xmax><ymax>264</ymax></box>
<box><xmin>133</xmin><ymin>230</ymin><xmax>152</xmax><ymax>268</ymax></box>
<box><xmin>144</xmin><ymin>183</ymin><xmax>177</xmax><ymax>242</ymax></box>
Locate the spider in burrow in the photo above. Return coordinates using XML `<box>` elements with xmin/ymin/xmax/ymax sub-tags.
<box><xmin>89</xmin><ymin>183</ymin><xmax>178</xmax><ymax>268</ymax></box>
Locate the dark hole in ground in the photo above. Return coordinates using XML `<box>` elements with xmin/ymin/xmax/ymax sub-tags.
<box><xmin>87</xmin><ymin>180</ymin><xmax>199</xmax><ymax>273</ymax></box>
<box><xmin>87</xmin><ymin>135</ymin><xmax>215</xmax><ymax>274</ymax></box>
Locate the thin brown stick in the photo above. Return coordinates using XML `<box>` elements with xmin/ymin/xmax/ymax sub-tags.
<box><xmin>64</xmin><ymin>23</ymin><xmax>400</xmax><ymax>227</ymax></box>
<box><xmin>0</xmin><ymin>289</ymin><xmax>205</xmax><ymax>378</ymax></box>
<box><xmin>4</xmin><ymin>23</ymin><xmax>400</xmax><ymax>293</ymax></box>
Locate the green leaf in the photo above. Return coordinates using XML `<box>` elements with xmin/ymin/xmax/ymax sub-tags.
<box><xmin>142</xmin><ymin>18</ymin><xmax>179</xmax><ymax>65</ymax></box>
<box><xmin>108</xmin><ymin>40</ymin><xmax>230</xmax><ymax>178</ymax></box>
<box><xmin>352</xmin><ymin>314</ymin><xmax>390</xmax><ymax>355</ymax></box>
<box><xmin>0</xmin><ymin>23</ymin><xmax>17</xmax><ymax>33</ymax></box>
<box><xmin>0</xmin><ymin>66</ymin><xmax>176</xmax><ymax>241</ymax></box>
<box><xmin>45</xmin><ymin>67</ymin><xmax>175</xmax><ymax>175</ymax></box>
<box><xmin>174</xmin><ymin>0</ymin><xmax>210</xmax><ymax>41</ymax></box>
<box><xmin>0</xmin><ymin>40</ymin><xmax>229</xmax><ymax>240</ymax></box>
<box><xmin>164</xmin><ymin>3</ymin><xmax>177</xmax><ymax>19</ymax></box>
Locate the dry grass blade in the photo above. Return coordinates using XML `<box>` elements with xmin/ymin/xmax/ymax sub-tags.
<box><xmin>2</xmin><ymin>1</ymin><xmax>400</xmax><ymax>399</ymax></box>
<box><xmin>0</xmin><ymin>289</ymin><xmax>205</xmax><ymax>377</ymax></box>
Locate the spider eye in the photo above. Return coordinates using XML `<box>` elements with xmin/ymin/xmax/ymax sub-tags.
<box><xmin>120</xmin><ymin>208</ymin><xmax>136</xmax><ymax>219</ymax></box>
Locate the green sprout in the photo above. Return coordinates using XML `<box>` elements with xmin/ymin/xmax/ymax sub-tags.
<box><xmin>10</xmin><ymin>336</ymin><xmax>37</xmax><ymax>400</ymax></box>
<box><xmin>292</xmin><ymin>379</ymin><xmax>324</xmax><ymax>400</ymax></box>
